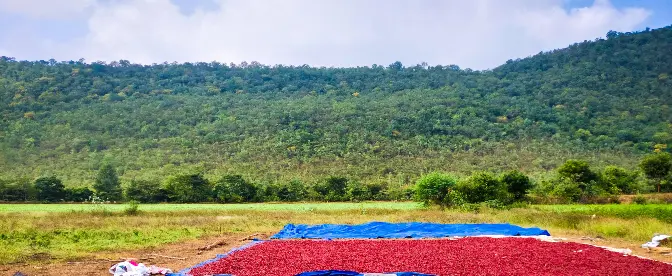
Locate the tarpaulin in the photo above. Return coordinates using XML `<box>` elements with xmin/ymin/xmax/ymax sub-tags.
<box><xmin>271</xmin><ymin>222</ymin><xmax>550</xmax><ymax>239</ymax></box>
<box><xmin>296</xmin><ymin>270</ymin><xmax>434</xmax><ymax>276</ymax></box>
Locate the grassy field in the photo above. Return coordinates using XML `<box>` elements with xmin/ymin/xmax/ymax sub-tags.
<box><xmin>0</xmin><ymin>202</ymin><xmax>420</xmax><ymax>213</ymax></box>
<box><xmin>1</xmin><ymin>202</ymin><xmax>672</xmax><ymax>265</ymax></box>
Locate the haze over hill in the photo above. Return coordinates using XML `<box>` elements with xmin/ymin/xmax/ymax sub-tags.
<box><xmin>0</xmin><ymin>26</ymin><xmax>671</xmax><ymax>185</ymax></box>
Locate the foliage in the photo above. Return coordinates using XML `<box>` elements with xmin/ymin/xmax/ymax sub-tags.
<box><xmin>93</xmin><ymin>164</ymin><xmax>122</xmax><ymax>201</ymax></box>
<box><xmin>64</xmin><ymin>187</ymin><xmax>94</xmax><ymax>202</ymax></box>
<box><xmin>602</xmin><ymin>166</ymin><xmax>640</xmax><ymax>194</ymax></box>
<box><xmin>123</xmin><ymin>200</ymin><xmax>140</xmax><ymax>216</ymax></box>
<box><xmin>640</xmin><ymin>153</ymin><xmax>672</xmax><ymax>192</ymax></box>
<box><xmin>212</xmin><ymin>175</ymin><xmax>257</xmax><ymax>203</ymax></box>
<box><xmin>1</xmin><ymin>26</ymin><xmax>671</xmax><ymax>185</ymax></box>
<box><xmin>314</xmin><ymin>176</ymin><xmax>349</xmax><ymax>202</ymax></box>
<box><xmin>124</xmin><ymin>179</ymin><xmax>165</xmax><ymax>203</ymax></box>
<box><xmin>163</xmin><ymin>173</ymin><xmax>211</xmax><ymax>203</ymax></box>
<box><xmin>458</xmin><ymin>172</ymin><xmax>510</xmax><ymax>204</ymax></box>
<box><xmin>500</xmin><ymin>170</ymin><xmax>533</xmax><ymax>201</ymax></box>
<box><xmin>276</xmin><ymin>180</ymin><xmax>306</xmax><ymax>202</ymax></box>
<box><xmin>414</xmin><ymin>172</ymin><xmax>461</xmax><ymax>208</ymax></box>
<box><xmin>0</xmin><ymin>178</ymin><xmax>36</xmax><ymax>201</ymax></box>
<box><xmin>557</xmin><ymin>160</ymin><xmax>599</xmax><ymax>189</ymax></box>
<box><xmin>33</xmin><ymin>176</ymin><xmax>65</xmax><ymax>202</ymax></box>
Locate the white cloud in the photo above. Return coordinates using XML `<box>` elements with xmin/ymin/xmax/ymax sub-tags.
<box><xmin>0</xmin><ymin>0</ymin><xmax>94</xmax><ymax>19</ymax></box>
<box><xmin>13</xmin><ymin>0</ymin><xmax>654</xmax><ymax>69</ymax></box>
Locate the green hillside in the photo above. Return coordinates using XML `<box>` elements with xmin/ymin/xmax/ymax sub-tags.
<box><xmin>1</xmin><ymin>26</ymin><xmax>671</xmax><ymax>186</ymax></box>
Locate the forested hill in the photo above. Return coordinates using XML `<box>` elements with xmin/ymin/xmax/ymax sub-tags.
<box><xmin>0</xmin><ymin>26</ymin><xmax>671</xmax><ymax>186</ymax></box>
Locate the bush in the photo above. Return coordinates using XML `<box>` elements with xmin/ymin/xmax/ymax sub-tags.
<box><xmin>123</xmin><ymin>200</ymin><xmax>141</xmax><ymax>215</ymax></box>
<box><xmin>213</xmin><ymin>175</ymin><xmax>256</xmax><ymax>203</ymax></box>
<box><xmin>387</xmin><ymin>186</ymin><xmax>415</xmax><ymax>201</ymax></box>
<box><xmin>548</xmin><ymin>177</ymin><xmax>583</xmax><ymax>203</ymax></box>
<box><xmin>458</xmin><ymin>172</ymin><xmax>510</xmax><ymax>204</ymax></box>
<box><xmin>602</xmin><ymin>166</ymin><xmax>639</xmax><ymax>194</ymax></box>
<box><xmin>65</xmin><ymin>187</ymin><xmax>94</xmax><ymax>202</ymax></box>
<box><xmin>34</xmin><ymin>176</ymin><xmax>66</xmax><ymax>202</ymax></box>
<box><xmin>0</xmin><ymin>178</ymin><xmax>36</xmax><ymax>201</ymax></box>
<box><xmin>277</xmin><ymin>180</ymin><xmax>306</xmax><ymax>202</ymax></box>
<box><xmin>258</xmin><ymin>183</ymin><xmax>281</xmax><ymax>202</ymax></box>
<box><xmin>163</xmin><ymin>173</ymin><xmax>211</xmax><ymax>203</ymax></box>
<box><xmin>558</xmin><ymin>160</ymin><xmax>599</xmax><ymax>190</ymax></box>
<box><xmin>346</xmin><ymin>181</ymin><xmax>371</xmax><ymax>202</ymax></box>
<box><xmin>414</xmin><ymin>172</ymin><xmax>461</xmax><ymax>208</ymax></box>
<box><xmin>314</xmin><ymin>176</ymin><xmax>348</xmax><ymax>201</ymax></box>
<box><xmin>366</xmin><ymin>183</ymin><xmax>388</xmax><ymax>200</ymax></box>
<box><xmin>633</xmin><ymin>195</ymin><xmax>648</xmax><ymax>205</ymax></box>
<box><xmin>124</xmin><ymin>180</ymin><xmax>164</xmax><ymax>203</ymax></box>
<box><xmin>500</xmin><ymin>170</ymin><xmax>533</xmax><ymax>201</ymax></box>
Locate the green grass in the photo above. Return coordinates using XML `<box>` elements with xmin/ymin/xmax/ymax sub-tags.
<box><xmin>0</xmin><ymin>201</ymin><xmax>421</xmax><ymax>213</ymax></box>
<box><xmin>533</xmin><ymin>204</ymin><xmax>672</xmax><ymax>223</ymax></box>
<box><xmin>1</xmin><ymin>202</ymin><xmax>672</xmax><ymax>265</ymax></box>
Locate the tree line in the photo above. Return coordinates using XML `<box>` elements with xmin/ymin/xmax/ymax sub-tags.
<box><xmin>2</xmin><ymin>153</ymin><xmax>672</xmax><ymax>204</ymax></box>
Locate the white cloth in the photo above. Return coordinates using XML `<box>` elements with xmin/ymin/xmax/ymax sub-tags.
<box><xmin>641</xmin><ymin>235</ymin><xmax>670</xmax><ymax>248</ymax></box>
<box><xmin>109</xmin><ymin>261</ymin><xmax>149</xmax><ymax>276</ymax></box>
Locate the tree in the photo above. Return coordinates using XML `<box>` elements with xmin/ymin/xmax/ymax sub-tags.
<box><xmin>93</xmin><ymin>164</ymin><xmax>122</xmax><ymax>201</ymax></box>
<box><xmin>314</xmin><ymin>176</ymin><xmax>349</xmax><ymax>201</ymax></box>
<box><xmin>557</xmin><ymin>160</ymin><xmax>598</xmax><ymax>190</ymax></box>
<box><xmin>414</xmin><ymin>172</ymin><xmax>461</xmax><ymax>209</ymax></box>
<box><xmin>124</xmin><ymin>179</ymin><xmax>164</xmax><ymax>203</ymax></box>
<box><xmin>163</xmin><ymin>173</ymin><xmax>211</xmax><ymax>203</ymax></box>
<box><xmin>277</xmin><ymin>180</ymin><xmax>306</xmax><ymax>202</ymax></box>
<box><xmin>65</xmin><ymin>187</ymin><xmax>94</xmax><ymax>202</ymax></box>
<box><xmin>500</xmin><ymin>170</ymin><xmax>533</xmax><ymax>201</ymax></box>
<box><xmin>213</xmin><ymin>175</ymin><xmax>256</xmax><ymax>203</ymax></box>
<box><xmin>602</xmin><ymin>166</ymin><xmax>639</xmax><ymax>194</ymax></box>
<box><xmin>640</xmin><ymin>153</ymin><xmax>672</xmax><ymax>192</ymax></box>
<box><xmin>34</xmin><ymin>176</ymin><xmax>65</xmax><ymax>202</ymax></box>
<box><xmin>458</xmin><ymin>172</ymin><xmax>510</xmax><ymax>204</ymax></box>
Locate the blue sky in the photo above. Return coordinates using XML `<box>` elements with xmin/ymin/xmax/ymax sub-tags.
<box><xmin>0</xmin><ymin>0</ymin><xmax>669</xmax><ymax>69</ymax></box>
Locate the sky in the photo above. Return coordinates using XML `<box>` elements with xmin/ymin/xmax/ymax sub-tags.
<box><xmin>0</xmin><ymin>0</ymin><xmax>670</xmax><ymax>70</ymax></box>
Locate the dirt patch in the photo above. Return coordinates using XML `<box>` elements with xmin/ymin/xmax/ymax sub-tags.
<box><xmin>0</xmin><ymin>232</ymin><xmax>273</xmax><ymax>276</ymax></box>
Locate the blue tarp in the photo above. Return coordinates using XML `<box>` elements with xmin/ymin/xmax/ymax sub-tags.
<box><xmin>271</xmin><ymin>222</ymin><xmax>550</xmax><ymax>239</ymax></box>
<box><xmin>297</xmin><ymin>271</ymin><xmax>434</xmax><ymax>276</ymax></box>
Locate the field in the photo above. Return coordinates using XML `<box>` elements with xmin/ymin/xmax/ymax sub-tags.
<box><xmin>1</xmin><ymin>202</ymin><xmax>672</xmax><ymax>274</ymax></box>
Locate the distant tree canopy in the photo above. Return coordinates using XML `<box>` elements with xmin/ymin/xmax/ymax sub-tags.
<box><xmin>93</xmin><ymin>164</ymin><xmax>122</xmax><ymax>201</ymax></box>
<box><xmin>0</xmin><ymin>26</ymin><xmax>671</xmax><ymax>184</ymax></box>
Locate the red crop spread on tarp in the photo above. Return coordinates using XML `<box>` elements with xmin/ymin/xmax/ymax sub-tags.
<box><xmin>188</xmin><ymin>237</ymin><xmax>672</xmax><ymax>276</ymax></box>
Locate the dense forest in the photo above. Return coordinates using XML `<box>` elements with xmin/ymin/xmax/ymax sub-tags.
<box><xmin>1</xmin><ymin>26</ymin><xmax>671</xmax><ymax>190</ymax></box>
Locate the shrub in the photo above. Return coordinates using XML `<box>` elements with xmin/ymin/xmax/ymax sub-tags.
<box><xmin>558</xmin><ymin>160</ymin><xmax>599</xmax><ymax>190</ymax></box>
<box><xmin>549</xmin><ymin>178</ymin><xmax>583</xmax><ymax>203</ymax></box>
<box><xmin>123</xmin><ymin>200</ymin><xmax>140</xmax><ymax>215</ymax></box>
<box><xmin>124</xmin><ymin>179</ymin><xmax>164</xmax><ymax>203</ymax></box>
<box><xmin>633</xmin><ymin>195</ymin><xmax>648</xmax><ymax>205</ymax></box>
<box><xmin>602</xmin><ymin>166</ymin><xmax>639</xmax><ymax>194</ymax></box>
<box><xmin>640</xmin><ymin>152</ymin><xmax>672</xmax><ymax>192</ymax></box>
<box><xmin>34</xmin><ymin>176</ymin><xmax>65</xmax><ymax>202</ymax></box>
<box><xmin>314</xmin><ymin>176</ymin><xmax>348</xmax><ymax>201</ymax></box>
<box><xmin>65</xmin><ymin>187</ymin><xmax>94</xmax><ymax>202</ymax></box>
<box><xmin>0</xmin><ymin>178</ymin><xmax>36</xmax><ymax>201</ymax></box>
<box><xmin>366</xmin><ymin>183</ymin><xmax>388</xmax><ymax>200</ymax></box>
<box><xmin>346</xmin><ymin>181</ymin><xmax>371</xmax><ymax>202</ymax></box>
<box><xmin>414</xmin><ymin>172</ymin><xmax>460</xmax><ymax>208</ymax></box>
<box><xmin>458</xmin><ymin>172</ymin><xmax>510</xmax><ymax>204</ymax></box>
<box><xmin>163</xmin><ymin>173</ymin><xmax>211</xmax><ymax>203</ymax></box>
<box><xmin>500</xmin><ymin>170</ymin><xmax>533</xmax><ymax>201</ymax></box>
<box><xmin>258</xmin><ymin>183</ymin><xmax>281</xmax><ymax>202</ymax></box>
<box><xmin>277</xmin><ymin>180</ymin><xmax>306</xmax><ymax>202</ymax></box>
<box><xmin>213</xmin><ymin>175</ymin><xmax>256</xmax><ymax>203</ymax></box>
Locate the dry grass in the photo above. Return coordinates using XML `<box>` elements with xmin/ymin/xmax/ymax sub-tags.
<box><xmin>1</xmin><ymin>202</ymin><xmax>671</xmax><ymax>265</ymax></box>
